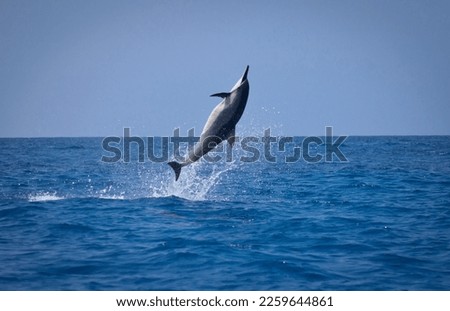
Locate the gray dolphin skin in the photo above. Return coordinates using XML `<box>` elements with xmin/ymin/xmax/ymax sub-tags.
<box><xmin>168</xmin><ymin>65</ymin><xmax>250</xmax><ymax>181</ymax></box>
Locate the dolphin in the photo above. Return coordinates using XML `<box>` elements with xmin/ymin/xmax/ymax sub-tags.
<box><xmin>168</xmin><ymin>65</ymin><xmax>250</xmax><ymax>181</ymax></box>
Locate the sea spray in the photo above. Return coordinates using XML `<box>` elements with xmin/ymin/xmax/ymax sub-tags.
<box><xmin>149</xmin><ymin>161</ymin><xmax>236</xmax><ymax>201</ymax></box>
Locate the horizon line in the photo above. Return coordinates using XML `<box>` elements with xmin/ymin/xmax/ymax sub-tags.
<box><xmin>1</xmin><ymin>134</ymin><xmax>450</xmax><ymax>139</ymax></box>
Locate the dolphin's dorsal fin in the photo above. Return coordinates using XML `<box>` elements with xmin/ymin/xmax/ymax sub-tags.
<box><xmin>210</xmin><ymin>92</ymin><xmax>230</xmax><ymax>98</ymax></box>
<box><xmin>226</xmin><ymin>127</ymin><xmax>236</xmax><ymax>147</ymax></box>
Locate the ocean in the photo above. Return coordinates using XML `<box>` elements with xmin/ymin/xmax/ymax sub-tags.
<box><xmin>0</xmin><ymin>136</ymin><xmax>449</xmax><ymax>290</ymax></box>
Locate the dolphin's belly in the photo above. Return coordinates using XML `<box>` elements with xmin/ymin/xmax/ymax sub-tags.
<box><xmin>186</xmin><ymin>134</ymin><xmax>222</xmax><ymax>164</ymax></box>
<box><xmin>203</xmin><ymin>104</ymin><xmax>240</xmax><ymax>136</ymax></box>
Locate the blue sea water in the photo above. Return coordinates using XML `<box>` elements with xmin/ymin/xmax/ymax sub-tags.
<box><xmin>0</xmin><ymin>136</ymin><xmax>449</xmax><ymax>290</ymax></box>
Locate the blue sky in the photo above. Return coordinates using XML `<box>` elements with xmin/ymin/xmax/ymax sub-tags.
<box><xmin>1</xmin><ymin>0</ymin><xmax>449</xmax><ymax>137</ymax></box>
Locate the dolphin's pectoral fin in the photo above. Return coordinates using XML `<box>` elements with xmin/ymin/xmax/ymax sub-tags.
<box><xmin>226</xmin><ymin>127</ymin><xmax>236</xmax><ymax>147</ymax></box>
<box><xmin>168</xmin><ymin>161</ymin><xmax>182</xmax><ymax>181</ymax></box>
<box><xmin>210</xmin><ymin>92</ymin><xmax>231</xmax><ymax>98</ymax></box>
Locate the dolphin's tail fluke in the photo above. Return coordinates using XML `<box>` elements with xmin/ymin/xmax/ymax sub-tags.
<box><xmin>168</xmin><ymin>161</ymin><xmax>182</xmax><ymax>181</ymax></box>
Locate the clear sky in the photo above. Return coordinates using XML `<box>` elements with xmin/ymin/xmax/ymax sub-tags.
<box><xmin>1</xmin><ymin>0</ymin><xmax>449</xmax><ymax>137</ymax></box>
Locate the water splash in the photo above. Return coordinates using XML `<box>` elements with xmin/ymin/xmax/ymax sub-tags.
<box><xmin>149</xmin><ymin>161</ymin><xmax>235</xmax><ymax>201</ymax></box>
<box><xmin>25</xmin><ymin>162</ymin><xmax>232</xmax><ymax>202</ymax></box>
<box><xmin>25</xmin><ymin>138</ymin><xmax>246</xmax><ymax>203</ymax></box>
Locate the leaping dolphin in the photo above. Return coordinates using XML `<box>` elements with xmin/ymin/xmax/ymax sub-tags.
<box><xmin>168</xmin><ymin>65</ymin><xmax>250</xmax><ymax>181</ymax></box>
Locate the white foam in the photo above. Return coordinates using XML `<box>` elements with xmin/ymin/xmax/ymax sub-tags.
<box><xmin>28</xmin><ymin>192</ymin><xmax>64</xmax><ymax>202</ymax></box>
<box><xmin>98</xmin><ymin>194</ymin><xmax>126</xmax><ymax>200</ymax></box>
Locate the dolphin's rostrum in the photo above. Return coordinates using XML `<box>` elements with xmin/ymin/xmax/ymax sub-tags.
<box><xmin>168</xmin><ymin>66</ymin><xmax>250</xmax><ymax>181</ymax></box>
